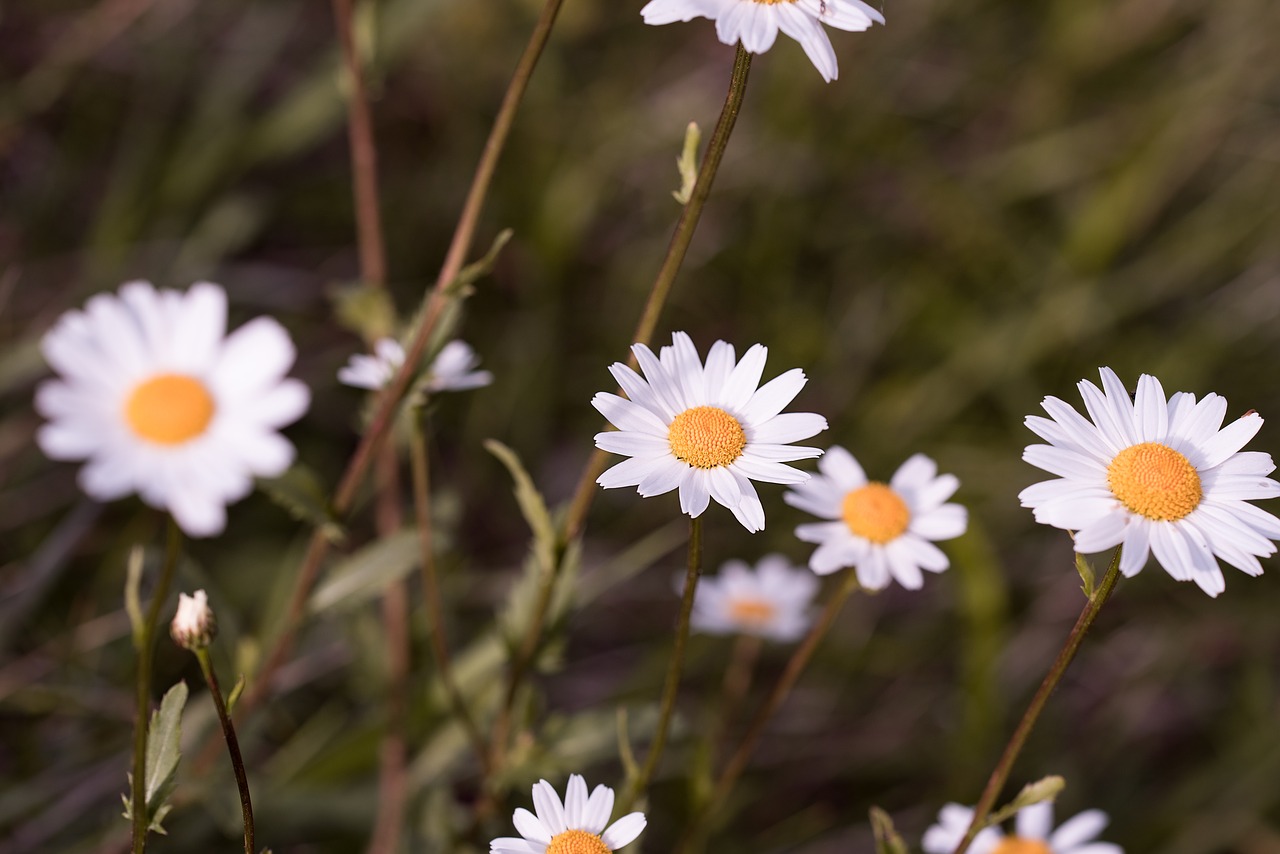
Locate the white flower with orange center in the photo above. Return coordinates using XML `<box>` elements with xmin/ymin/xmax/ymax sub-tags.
<box><xmin>691</xmin><ymin>554</ymin><xmax>818</xmax><ymax>641</ymax></box>
<box><xmin>640</xmin><ymin>0</ymin><xmax>884</xmax><ymax>82</ymax></box>
<box><xmin>785</xmin><ymin>447</ymin><xmax>967</xmax><ymax>590</ymax></box>
<box><xmin>35</xmin><ymin>281</ymin><xmax>309</xmax><ymax>537</ymax></box>
<box><xmin>592</xmin><ymin>331</ymin><xmax>827</xmax><ymax>532</ymax></box>
<box><xmin>490</xmin><ymin>775</ymin><xmax>645</xmax><ymax>854</ymax></box>
<box><xmin>338</xmin><ymin>338</ymin><xmax>492</xmax><ymax>393</ymax></box>
<box><xmin>922</xmin><ymin>802</ymin><xmax>1122</xmax><ymax>854</ymax></box>
<box><xmin>1019</xmin><ymin>367</ymin><xmax>1280</xmax><ymax>597</ymax></box>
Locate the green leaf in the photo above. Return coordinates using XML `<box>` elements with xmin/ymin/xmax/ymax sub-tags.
<box><xmin>258</xmin><ymin>465</ymin><xmax>347</xmax><ymax>544</ymax></box>
<box><xmin>450</xmin><ymin>229</ymin><xmax>513</xmax><ymax>296</ymax></box>
<box><xmin>331</xmin><ymin>282</ymin><xmax>397</xmax><ymax>342</ymax></box>
<box><xmin>870</xmin><ymin>807</ymin><xmax>909</xmax><ymax>854</ymax></box>
<box><xmin>125</xmin><ymin>546</ymin><xmax>146</xmax><ymax>649</ymax></box>
<box><xmin>484</xmin><ymin>440</ymin><xmax>556</xmax><ymax>579</ymax></box>
<box><xmin>988</xmin><ymin>775</ymin><xmax>1066</xmax><ymax>827</ymax></box>
<box><xmin>1074</xmin><ymin>552</ymin><xmax>1096</xmax><ymax>598</ymax></box>
<box><xmin>123</xmin><ymin>681</ymin><xmax>188</xmax><ymax>834</ymax></box>
<box><xmin>308</xmin><ymin>529</ymin><xmax>420</xmax><ymax>614</ymax></box>
<box><xmin>672</xmin><ymin>121</ymin><xmax>701</xmax><ymax>204</ymax></box>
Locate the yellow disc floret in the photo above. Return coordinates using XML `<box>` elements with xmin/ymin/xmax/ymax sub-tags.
<box><xmin>668</xmin><ymin>406</ymin><xmax>747</xmax><ymax>469</ymax></box>
<box><xmin>546</xmin><ymin>829</ymin><xmax>611</xmax><ymax>854</ymax></box>
<box><xmin>125</xmin><ymin>374</ymin><xmax>216</xmax><ymax>445</ymax></box>
<box><xmin>991</xmin><ymin>839</ymin><xmax>1052</xmax><ymax>854</ymax></box>
<box><xmin>841</xmin><ymin>483</ymin><xmax>911</xmax><ymax>544</ymax></box>
<box><xmin>1106</xmin><ymin>442</ymin><xmax>1202</xmax><ymax>521</ymax></box>
<box><xmin>727</xmin><ymin>598</ymin><xmax>777</xmax><ymax>626</ymax></box>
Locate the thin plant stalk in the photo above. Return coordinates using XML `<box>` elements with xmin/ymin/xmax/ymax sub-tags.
<box><xmin>949</xmin><ymin>547</ymin><xmax>1123</xmax><ymax>854</ymax></box>
<box><xmin>713</xmin><ymin>634</ymin><xmax>763</xmax><ymax>761</ymax></box>
<box><xmin>617</xmin><ymin>515</ymin><xmax>705</xmax><ymax>813</ymax></box>
<box><xmin>130</xmin><ymin>519</ymin><xmax>181</xmax><ymax>854</ymax></box>
<box><xmin>194</xmin><ymin>648</ymin><xmax>255</xmax><ymax>854</ymax></box>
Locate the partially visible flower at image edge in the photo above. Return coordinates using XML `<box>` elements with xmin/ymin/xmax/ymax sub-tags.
<box><xmin>922</xmin><ymin>801</ymin><xmax>1122</xmax><ymax>854</ymax></box>
<box><xmin>592</xmin><ymin>331</ymin><xmax>827</xmax><ymax>533</ymax></box>
<box><xmin>490</xmin><ymin>774</ymin><xmax>645</xmax><ymax>854</ymax></box>
<box><xmin>640</xmin><ymin>0</ymin><xmax>884</xmax><ymax>83</ymax></box>
<box><xmin>785</xmin><ymin>446</ymin><xmax>967</xmax><ymax>590</ymax></box>
<box><xmin>338</xmin><ymin>338</ymin><xmax>493</xmax><ymax>393</ymax></box>
<box><xmin>35</xmin><ymin>281</ymin><xmax>309</xmax><ymax>537</ymax></box>
<box><xmin>1019</xmin><ymin>367</ymin><xmax>1280</xmax><ymax>597</ymax></box>
<box><xmin>691</xmin><ymin>553</ymin><xmax>818</xmax><ymax>642</ymax></box>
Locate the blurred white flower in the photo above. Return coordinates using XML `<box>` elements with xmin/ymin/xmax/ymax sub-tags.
<box><xmin>785</xmin><ymin>447</ymin><xmax>967</xmax><ymax>590</ymax></box>
<box><xmin>640</xmin><ymin>0</ymin><xmax>884</xmax><ymax>82</ymax></box>
<box><xmin>338</xmin><ymin>338</ymin><xmax>492</xmax><ymax>394</ymax></box>
<box><xmin>35</xmin><ymin>281</ymin><xmax>309</xmax><ymax>537</ymax></box>
<box><xmin>593</xmin><ymin>331</ymin><xmax>827</xmax><ymax>532</ymax></box>
<box><xmin>490</xmin><ymin>775</ymin><xmax>645</xmax><ymax>854</ymax></box>
<box><xmin>691</xmin><ymin>554</ymin><xmax>817</xmax><ymax>641</ymax></box>
<box><xmin>922</xmin><ymin>802</ymin><xmax>1122</xmax><ymax>854</ymax></box>
<box><xmin>1019</xmin><ymin>367</ymin><xmax>1280</xmax><ymax>597</ymax></box>
<box><xmin>171</xmin><ymin>590</ymin><xmax>216</xmax><ymax>650</ymax></box>
<box><xmin>337</xmin><ymin>338</ymin><xmax>405</xmax><ymax>390</ymax></box>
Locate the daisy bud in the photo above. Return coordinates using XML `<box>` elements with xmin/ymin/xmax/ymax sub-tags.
<box><xmin>171</xmin><ymin>590</ymin><xmax>216</xmax><ymax>650</ymax></box>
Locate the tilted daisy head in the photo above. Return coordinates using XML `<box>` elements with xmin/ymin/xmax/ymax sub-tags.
<box><xmin>592</xmin><ymin>331</ymin><xmax>828</xmax><ymax>533</ymax></box>
<box><xmin>785</xmin><ymin>446</ymin><xmax>967</xmax><ymax>590</ymax></box>
<box><xmin>338</xmin><ymin>338</ymin><xmax>406</xmax><ymax>390</ymax></box>
<box><xmin>922</xmin><ymin>802</ymin><xmax>1122</xmax><ymax>854</ymax></box>
<box><xmin>338</xmin><ymin>338</ymin><xmax>492</xmax><ymax>393</ymax></box>
<box><xmin>35</xmin><ymin>281</ymin><xmax>309</xmax><ymax>537</ymax></box>
<box><xmin>691</xmin><ymin>553</ymin><xmax>818</xmax><ymax>641</ymax></box>
<box><xmin>1019</xmin><ymin>367</ymin><xmax>1280</xmax><ymax>597</ymax></box>
<box><xmin>640</xmin><ymin>0</ymin><xmax>884</xmax><ymax>82</ymax></box>
<box><xmin>491</xmin><ymin>775</ymin><xmax>645</xmax><ymax>854</ymax></box>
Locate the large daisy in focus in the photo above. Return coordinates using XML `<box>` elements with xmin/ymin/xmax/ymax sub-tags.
<box><xmin>922</xmin><ymin>802</ymin><xmax>1122</xmax><ymax>854</ymax></box>
<box><xmin>691</xmin><ymin>554</ymin><xmax>818</xmax><ymax>641</ymax></box>
<box><xmin>491</xmin><ymin>775</ymin><xmax>645</xmax><ymax>854</ymax></box>
<box><xmin>785</xmin><ymin>447</ymin><xmax>967</xmax><ymax>590</ymax></box>
<box><xmin>1019</xmin><ymin>367</ymin><xmax>1280</xmax><ymax>597</ymax></box>
<box><xmin>593</xmin><ymin>331</ymin><xmax>827</xmax><ymax>532</ymax></box>
<box><xmin>640</xmin><ymin>0</ymin><xmax>884</xmax><ymax>83</ymax></box>
<box><xmin>35</xmin><ymin>281</ymin><xmax>310</xmax><ymax>537</ymax></box>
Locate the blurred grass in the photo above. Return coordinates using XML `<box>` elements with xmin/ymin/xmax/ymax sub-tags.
<box><xmin>4</xmin><ymin>0</ymin><xmax>1280</xmax><ymax>851</ymax></box>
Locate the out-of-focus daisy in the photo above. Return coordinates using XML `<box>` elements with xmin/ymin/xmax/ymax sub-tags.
<box><xmin>35</xmin><ymin>281</ymin><xmax>309</xmax><ymax>537</ymax></box>
<box><xmin>490</xmin><ymin>775</ymin><xmax>645</xmax><ymax>854</ymax></box>
<box><xmin>640</xmin><ymin>0</ymin><xmax>884</xmax><ymax>83</ymax></box>
<box><xmin>691</xmin><ymin>553</ymin><xmax>818</xmax><ymax>641</ymax></box>
<box><xmin>338</xmin><ymin>338</ymin><xmax>493</xmax><ymax>393</ymax></box>
<box><xmin>785</xmin><ymin>447</ymin><xmax>967</xmax><ymax>590</ymax></box>
<box><xmin>922</xmin><ymin>802</ymin><xmax>1122</xmax><ymax>854</ymax></box>
<box><xmin>592</xmin><ymin>331</ymin><xmax>827</xmax><ymax>533</ymax></box>
<box><xmin>1019</xmin><ymin>367</ymin><xmax>1280</xmax><ymax>597</ymax></box>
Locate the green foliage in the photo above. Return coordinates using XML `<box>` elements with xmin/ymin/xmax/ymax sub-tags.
<box><xmin>122</xmin><ymin>682</ymin><xmax>188</xmax><ymax>836</ymax></box>
<box><xmin>259</xmin><ymin>465</ymin><xmax>347</xmax><ymax>545</ymax></box>
<box><xmin>308</xmin><ymin>529</ymin><xmax>419</xmax><ymax>614</ymax></box>
<box><xmin>869</xmin><ymin>807</ymin><xmax>909</xmax><ymax>854</ymax></box>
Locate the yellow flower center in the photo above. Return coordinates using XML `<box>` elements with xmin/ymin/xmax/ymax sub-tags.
<box><xmin>546</xmin><ymin>829</ymin><xmax>611</xmax><ymax>854</ymax></box>
<box><xmin>1106</xmin><ymin>441</ymin><xmax>1202</xmax><ymax>521</ymax></box>
<box><xmin>668</xmin><ymin>406</ymin><xmax>747</xmax><ymax>469</ymax></box>
<box><xmin>991</xmin><ymin>839</ymin><xmax>1051</xmax><ymax>854</ymax></box>
<box><xmin>125</xmin><ymin>374</ymin><xmax>216</xmax><ymax>445</ymax></box>
<box><xmin>727</xmin><ymin>597</ymin><xmax>777</xmax><ymax>626</ymax></box>
<box><xmin>841</xmin><ymin>483</ymin><xmax>910</xmax><ymax>544</ymax></box>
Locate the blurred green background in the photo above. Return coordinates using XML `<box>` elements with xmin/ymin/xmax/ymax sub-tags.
<box><xmin>4</xmin><ymin>0</ymin><xmax>1280</xmax><ymax>851</ymax></box>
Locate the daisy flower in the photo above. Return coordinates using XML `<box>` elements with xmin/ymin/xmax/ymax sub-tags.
<box><xmin>640</xmin><ymin>0</ymin><xmax>885</xmax><ymax>83</ymax></box>
<box><xmin>35</xmin><ymin>281</ymin><xmax>309</xmax><ymax>537</ymax></box>
<box><xmin>691</xmin><ymin>553</ymin><xmax>818</xmax><ymax>641</ymax></box>
<box><xmin>491</xmin><ymin>775</ymin><xmax>645</xmax><ymax>854</ymax></box>
<box><xmin>1019</xmin><ymin>367</ymin><xmax>1280</xmax><ymax>597</ymax></box>
<box><xmin>784</xmin><ymin>447</ymin><xmax>967</xmax><ymax>590</ymax></box>
<box><xmin>922</xmin><ymin>802</ymin><xmax>1122</xmax><ymax>854</ymax></box>
<box><xmin>592</xmin><ymin>331</ymin><xmax>827</xmax><ymax>532</ymax></box>
<box><xmin>338</xmin><ymin>338</ymin><xmax>492</xmax><ymax>393</ymax></box>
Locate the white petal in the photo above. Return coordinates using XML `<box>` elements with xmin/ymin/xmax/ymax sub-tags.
<box><xmin>1015</xmin><ymin>802</ymin><xmax>1053</xmax><ymax>841</ymax></box>
<box><xmin>209</xmin><ymin>317</ymin><xmax>297</xmax><ymax>399</ymax></box>
<box><xmin>1133</xmin><ymin>374</ymin><xmax>1169</xmax><ymax>443</ymax></box>
<box><xmin>639</xmin><ymin>459</ymin><xmax>687</xmax><ymax>498</ymax></box>
<box><xmin>1049</xmin><ymin>810</ymin><xmax>1108</xmax><ymax>849</ymax></box>
<box><xmin>598</xmin><ymin>456</ymin><xmax>669</xmax><ymax>490</ymax></box>
<box><xmin>749</xmin><ymin>412</ymin><xmax>828</xmax><ymax>445</ymax></box>
<box><xmin>583</xmin><ymin>785</ymin><xmax>615</xmax><ymax>835</ymax></box>
<box><xmin>1119</xmin><ymin>519</ymin><xmax>1152</xmax><ymax>577</ymax></box>
<box><xmin>1072</xmin><ymin>512</ymin><xmax>1128</xmax><ymax>553</ymax></box>
<box><xmin>512</xmin><ymin>809</ymin><xmax>550</xmax><ymax>844</ymax></box>
<box><xmin>1023</xmin><ymin>444</ymin><xmax>1108</xmax><ymax>480</ymax></box>
<box><xmin>595</xmin><ymin>431</ymin><xmax>671</xmax><ymax>457</ymax></box>
<box><xmin>731</xmin><ymin>457</ymin><xmax>810</xmax><ymax>485</ymax></box>
<box><xmin>532</xmin><ymin>781</ymin><xmax>567</xmax><ymax>836</ymax></box>
<box><xmin>601</xmin><ymin>812</ymin><xmax>646</xmax><ymax>850</ymax></box>
<box><xmin>1197</xmin><ymin>413</ymin><xmax>1263</xmax><ymax>470</ymax></box>
<box><xmin>775</xmin><ymin>3</ymin><xmax>838</xmax><ymax>81</ymax></box>
<box><xmin>564</xmin><ymin>775</ymin><xmax>588</xmax><ymax>829</ymax></box>
<box><xmin>679</xmin><ymin>468</ymin><xmax>712</xmax><ymax>517</ymax></box>
<box><xmin>742</xmin><ymin>368</ymin><xmax>807</xmax><ymax>424</ymax></box>
<box><xmin>721</xmin><ymin>344</ymin><xmax>767</xmax><ymax>411</ymax></box>
<box><xmin>592</xmin><ymin>393</ymin><xmax>669</xmax><ymax>437</ymax></box>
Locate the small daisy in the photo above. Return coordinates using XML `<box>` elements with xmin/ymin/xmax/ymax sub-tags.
<box><xmin>784</xmin><ymin>447</ymin><xmax>967</xmax><ymax>590</ymax></box>
<box><xmin>922</xmin><ymin>802</ymin><xmax>1122</xmax><ymax>854</ymax></box>
<box><xmin>592</xmin><ymin>331</ymin><xmax>827</xmax><ymax>532</ymax></box>
<box><xmin>35</xmin><ymin>281</ymin><xmax>309</xmax><ymax>537</ymax></box>
<box><xmin>691</xmin><ymin>553</ymin><xmax>818</xmax><ymax>641</ymax></box>
<box><xmin>491</xmin><ymin>775</ymin><xmax>645</xmax><ymax>854</ymax></box>
<box><xmin>640</xmin><ymin>0</ymin><xmax>884</xmax><ymax>83</ymax></box>
<box><xmin>171</xmin><ymin>590</ymin><xmax>216</xmax><ymax>650</ymax></box>
<box><xmin>338</xmin><ymin>338</ymin><xmax>493</xmax><ymax>393</ymax></box>
<box><xmin>1019</xmin><ymin>367</ymin><xmax>1280</xmax><ymax>597</ymax></box>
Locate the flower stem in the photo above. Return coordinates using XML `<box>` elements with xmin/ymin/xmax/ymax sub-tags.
<box><xmin>130</xmin><ymin>519</ymin><xmax>181</xmax><ymax>854</ymax></box>
<box><xmin>618</xmin><ymin>515</ymin><xmax>704</xmax><ymax>813</ymax></box>
<box><xmin>195</xmin><ymin>648</ymin><xmax>255</xmax><ymax>854</ymax></box>
<box><xmin>714</xmin><ymin>634</ymin><xmax>763</xmax><ymax>760</ymax></box>
<box><xmin>949</xmin><ymin>546</ymin><xmax>1123</xmax><ymax>854</ymax></box>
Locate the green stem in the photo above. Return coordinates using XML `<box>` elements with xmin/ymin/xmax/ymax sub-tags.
<box><xmin>130</xmin><ymin>519</ymin><xmax>182</xmax><ymax>854</ymax></box>
<box><xmin>950</xmin><ymin>546</ymin><xmax>1123</xmax><ymax>854</ymax></box>
<box><xmin>618</xmin><ymin>515</ymin><xmax>704</xmax><ymax>813</ymax></box>
<box><xmin>195</xmin><ymin>648</ymin><xmax>255</xmax><ymax>854</ymax></box>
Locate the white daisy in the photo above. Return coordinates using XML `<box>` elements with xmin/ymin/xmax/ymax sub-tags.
<box><xmin>35</xmin><ymin>281</ymin><xmax>309</xmax><ymax>537</ymax></box>
<box><xmin>640</xmin><ymin>0</ymin><xmax>884</xmax><ymax>83</ymax></box>
<box><xmin>691</xmin><ymin>553</ymin><xmax>818</xmax><ymax>641</ymax></box>
<box><xmin>592</xmin><ymin>331</ymin><xmax>827</xmax><ymax>533</ymax></box>
<box><xmin>338</xmin><ymin>338</ymin><xmax>492</xmax><ymax>393</ymax></box>
<box><xmin>490</xmin><ymin>775</ymin><xmax>646</xmax><ymax>854</ymax></box>
<box><xmin>784</xmin><ymin>447</ymin><xmax>967</xmax><ymax>590</ymax></box>
<box><xmin>337</xmin><ymin>337</ymin><xmax>405</xmax><ymax>390</ymax></box>
<box><xmin>1019</xmin><ymin>367</ymin><xmax>1280</xmax><ymax>597</ymax></box>
<box><xmin>922</xmin><ymin>802</ymin><xmax>1122</xmax><ymax>854</ymax></box>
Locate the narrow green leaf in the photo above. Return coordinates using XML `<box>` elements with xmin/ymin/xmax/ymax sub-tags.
<box><xmin>142</xmin><ymin>681</ymin><xmax>188</xmax><ymax>834</ymax></box>
<box><xmin>672</xmin><ymin>121</ymin><xmax>701</xmax><ymax>204</ymax></box>
<box><xmin>258</xmin><ymin>465</ymin><xmax>346</xmax><ymax>544</ymax></box>
<box><xmin>870</xmin><ymin>807</ymin><xmax>909</xmax><ymax>854</ymax></box>
<box><xmin>125</xmin><ymin>545</ymin><xmax>146</xmax><ymax>649</ymax></box>
<box><xmin>308</xmin><ymin>529</ymin><xmax>420</xmax><ymax>615</ymax></box>
<box><xmin>331</xmin><ymin>282</ymin><xmax>397</xmax><ymax>342</ymax></box>
<box><xmin>226</xmin><ymin>673</ymin><xmax>246</xmax><ymax>714</ymax></box>
<box><xmin>988</xmin><ymin>775</ymin><xmax>1066</xmax><ymax>827</ymax></box>
<box><xmin>1075</xmin><ymin>552</ymin><xmax>1096</xmax><ymax>599</ymax></box>
<box><xmin>450</xmin><ymin>229</ymin><xmax>514</xmax><ymax>295</ymax></box>
<box><xmin>484</xmin><ymin>440</ymin><xmax>556</xmax><ymax>577</ymax></box>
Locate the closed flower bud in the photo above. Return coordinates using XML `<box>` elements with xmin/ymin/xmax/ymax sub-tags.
<box><xmin>171</xmin><ymin>590</ymin><xmax>216</xmax><ymax>650</ymax></box>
